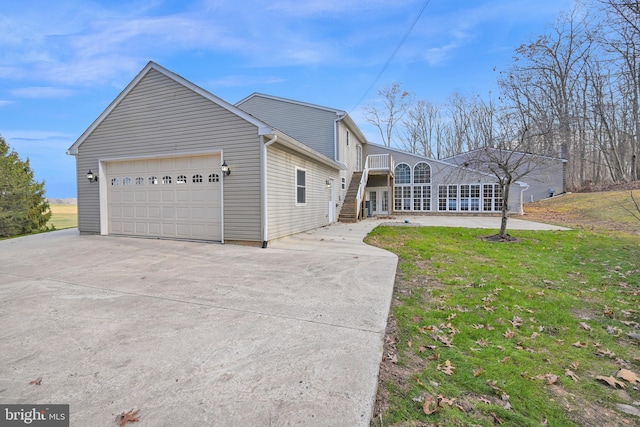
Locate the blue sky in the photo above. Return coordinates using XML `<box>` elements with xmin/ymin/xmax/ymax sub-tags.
<box><xmin>1</xmin><ymin>0</ymin><xmax>572</xmax><ymax>198</ymax></box>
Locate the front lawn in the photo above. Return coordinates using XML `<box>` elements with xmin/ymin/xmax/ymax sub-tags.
<box><xmin>367</xmin><ymin>227</ymin><xmax>640</xmax><ymax>426</ymax></box>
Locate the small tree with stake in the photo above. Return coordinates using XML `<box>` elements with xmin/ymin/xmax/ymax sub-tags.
<box><xmin>0</xmin><ymin>135</ymin><xmax>51</xmax><ymax>237</ymax></box>
<box><xmin>454</xmin><ymin>107</ymin><xmax>551</xmax><ymax>241</ymax></box>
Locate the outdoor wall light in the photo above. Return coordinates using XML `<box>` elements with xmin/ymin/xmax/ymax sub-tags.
<box><xmin>221</xmin><ymin>160</ymin><xmax>231</xmax><ymax>176</ymax></box>
<box><xmin>326</xmin><ymin>179</ymin><xmax>331</xmax><ymax>188</ymax></box>
<box><xmin>86</xmin><ymin>170</ymin><xmax>98</xmax><ymax>182</ymax></box>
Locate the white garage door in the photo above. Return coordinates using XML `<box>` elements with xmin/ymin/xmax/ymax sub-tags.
<box><xmin>106</xmin><ymin>155</ymin><xmax>222</xmax><ymax>241</ymax></box>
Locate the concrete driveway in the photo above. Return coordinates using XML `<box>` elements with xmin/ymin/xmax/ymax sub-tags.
<box><xmin>0</xmin><ymin>223</ymin><xmax>397</xmax><ymax>426</ymax></box>
<box><xmin>0</xmin><ymin>216</ymin><xmax>565</xmax><ymax>426</ymax></box>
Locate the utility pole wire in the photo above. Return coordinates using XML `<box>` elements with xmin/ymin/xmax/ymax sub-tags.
<box><xmin>350</xmin><ymin>0</ymin><xmax>431</xmax><ymax>113</ymax></box>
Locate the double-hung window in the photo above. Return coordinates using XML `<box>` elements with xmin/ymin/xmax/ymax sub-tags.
<box><xmin>296</xmin><ymin>167</ymin><xmax>306</xmax><ymax>205</ymax></box>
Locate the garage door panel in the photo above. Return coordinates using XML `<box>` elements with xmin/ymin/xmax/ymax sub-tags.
<box><xmin>147</xmin><ymin>190</ymin><xmax>161</xmax><ymax>202</ymax></box>
<box><xmin>176</xmin><ymin>190</ymin><xmax>190</xmax><ymax>202</ymax></box>
<box><xmin>107</xmin><ymin>155</ymin><xmax>221</xmax><ymax>241</ymax></box>
<box><xmin>122</xmin><ymin>206</ymin><xmax>134</xmax><ymax>218</ymax></box>
<box><xmin>135</xmin><ymin>191</ymin><xmax>147</xmax><ymax>202</ymax></box>
<box><xmin>162</xmin><ymin>190</ymin><xmax>174</xmax><ymax>202</ymax></box>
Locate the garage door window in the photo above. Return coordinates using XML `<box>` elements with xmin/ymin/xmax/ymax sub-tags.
<box><xmin>209</xmin><ymin>174</ymin><xmax>219</xmax><ymax>183</ymax></box>
<box><xmin>149</xmin><ymin>176</ymin><xmax>158</xmax><ymax>185</ymax></box>
<box><xmin>135</xmin><ymin>177</ymin><xmax>144</xmax><ymax>185</ymax></box>
<box><xmin>111</xmin><ymin>178</ymin><xmax>119</xmax><ymax>186</ymax></box>
<box><xmin>123</xmin><ymin>177</ymin><xmax>132</xmax><ymax>186</ymax></box>
<box><xmin>162</xmin><ymin>175</ymin><xmax>172</xmax><ymax>184</ymax></box>
<box><xmin>177</xmin><ymin>175</ymin><xmax>187</xmax><ymax>184</ymax></box>
<box><xmin>193</xmin><ymin>174</ymin><xmax>203</xmax><ymax>183</ymax></box>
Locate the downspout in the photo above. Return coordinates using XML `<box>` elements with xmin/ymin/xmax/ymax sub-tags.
<box><xmin>519</xmin><ymin>183</ymin><xmax>529</xmax><ymax>215</ymax></box>
<box><xmin>334</xmin><ymin>113</ymin><xmax>347</xmax><ymax>160</ymax></box>
<box><xmin>261</xmin><ymin>134</ymin><xmax>278</xmax><ymax>248</ymax></box>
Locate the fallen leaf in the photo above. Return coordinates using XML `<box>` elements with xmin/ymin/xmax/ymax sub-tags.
<box><xmin>578</xmin><ymin>322</ymin><xmax>591</xmax><ymax>331</ymax></box>
<box><xmin>423</xmin><ymin>394</ymin><xmax>439</xmax><ymax>415</ymax></box>
<box><xmin>503</xmin><ymin>329</ymin><xmax>516</xmax><ymax>339</ymax></box>
<box><xmin>412</xmin><ymin>316</ymin><xmax>423</xmax><ymax>323</ymax></box>
<box><xmin>473</xmin><ymin>368</ymin><xmax>484</xmax><ymax>377</ymax></box>
<box><xmin>510</xmin><ymin>316</ymin><xmax>524</xmax><ymax>328</ymax></box>
<box><xmin>479</xmin><ymin>397</ymin><xmax>491</xmax><ymax>404</ymax></box>
<box><xmin>437</xmin><ymin>360</ymin><xmax>455</xmax><ymax>376</ymax></box>
<box><xmin>407</xmin><ymin>340</ymin><xmax>412</xmax><ymax>348</ymax></box>
<box><xmin>570</xmin><ymin>361</ymin><xmax>579</xmax><ymax>370</ymax></box>
<box><xmin>472</xmin><ymin>324</ymin><xmax>485</xmax><ymax>329</ymax></box>
<box><xmin>436</xmin><ymin>335</ymin><xmax>453</xmax><ymax>347</ymax></box>
<box><xmin>500</xmin><ymin>356</ymin><xmax>510</xmax><ymax>363</ymax></box>
<box><xmin>490</xmin><ymin>411</ymin><xmax>503</xmax><ymax>424</ymax></box>
<box><xmin>428</xmin><ymin>352</ymin><xmax>440</xmax><ymax>361</ymax></box>
<box><xmin>439</xmin><ymin>394</ymin><xmax>456</xmax><ymax>406</ymax></box>
<box><xmin>595</xmin><ymin>375</ymin><xmax>626</xmax><ymax>389</ymax></box>
<box><xmin>531</xmin><ymin>332</ymin><xmax>539</xmax><ymax>339</ymax></box>
<box><xmin>616</xmin><ymin>369</ymin><xmax>639</xmax><ymax>384</ymax></box>
<box><xmin>572</xmin><ymin>341</ymin><xmax>588</xmax><ymax>348</ymax></box>
<box><xmin>565</xmin><ymin>369</ymin><xmax>579</xmax><ymax>382</ymax></box>
<box><xmin>596</xmin><ymin>349</ymin><xmax>616</xmax><ymax>359</ymax></box>
<box><xmin>116</xmin><ymin>409</ymin><xmax>140</xmax><ymax>426</ymax></box>
<box><xmin>476</xmin><ymin>338</ymin><xmax>489</xmax><ymax>347</ymax></box>
<box><xmin>536</xmin><ymin>373</ymin><xmax>559</xmax><ymax>385</ymax></box>
<box><xmin>29</xmin><ymin>377</ymin><xmax>42</xmax><ymax>386</ymax></box>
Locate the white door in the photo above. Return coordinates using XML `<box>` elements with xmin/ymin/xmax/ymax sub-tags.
<box><xmin>328</xmin><ymin>178</ymin><xmax>336</xmax><ymax>223</ymax></box>
<box><xmin>106</xmin><ymin>154</ymin><xmax>222</xmax><ymax>241</ymax></box>
<box><xmin>368</xmin><ymin>187</ymin><xmax>389</xmax><ymax>215</ymax></box>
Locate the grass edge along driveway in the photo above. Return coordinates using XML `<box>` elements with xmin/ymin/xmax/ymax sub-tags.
<box><xmin>367</xmin><ymin>226</ymin><xmax>640</xmax><ymax>427</ymax></box>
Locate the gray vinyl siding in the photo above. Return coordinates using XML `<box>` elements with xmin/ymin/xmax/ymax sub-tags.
<box><xmin>266</xmin><ymin>143</ymin><xmax>338</xmax><ymax>240</ymax></box>
<box><xmin>76</xmin><ymin>69</ymin><xmax>263</xmax><ymax>241</ymax></box>
<box><xmin>447</xmin><ymin>151</ymin><xmax>565</xmax><ymax>202</ymax></box>
<box><xmin>237</xmin><ymin>96</ymin><xmax>337</xmax><ymax>159</ymax></box>
<box><xmin>364</xmin><ymin>144</ymin><xmax>525</xmax><ymax>213</ymax></box>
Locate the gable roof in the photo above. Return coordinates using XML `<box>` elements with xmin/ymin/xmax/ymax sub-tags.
<box><xmin>236</xmin><ymin>92</ymin><xmax>368</xmax><ymax>145</ymax></box>
<box><xmin>67</xmin><ymin>61</ymin><xmax>274</xmax><ymax>155</ymax></box>
<box><xmin>445</xmin><ymin>147</ymin><xmax>568</xmax><ymax>163</ymax></box>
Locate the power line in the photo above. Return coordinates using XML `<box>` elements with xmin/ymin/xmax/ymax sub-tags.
<box><xmin>350</xmin><ymin>0</ymin><xmax>432</xmax><ymax>112</ymax></box>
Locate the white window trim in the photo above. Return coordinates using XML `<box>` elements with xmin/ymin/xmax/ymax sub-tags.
<box><xmin>295</xmin><ymin>166</ymin><xmax>307</xmax><ymax>206</ymax></box>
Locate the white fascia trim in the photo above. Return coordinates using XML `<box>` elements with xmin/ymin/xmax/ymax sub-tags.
<box><xmin>97</xmin><ymin>149</ymin><xmax>222</xmax><ymax>163</ymax></box>
<box><xmin>274</xmin><ymin>131</ymin><xmax>346</xmax><ymax>171</ymax></box>
<box><xmin>68</xmin><ymin>61</ymin><xmax>273</xmax><ymax>155</ymax></box>
<box><xmin>236</xmin><ymin>92</ymin><xmax>344</xmax><ymax>114</ymax></box>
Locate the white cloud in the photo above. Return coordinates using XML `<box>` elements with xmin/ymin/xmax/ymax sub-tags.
<box><xmin>10</xmin><ymin>87</ymin><xmax>75</xmax><ymax>98</ymax></box>
<box><xmin>0</xmin><ymin>100</ymin><xmax>12</xmax><ymax>107</ymax></box>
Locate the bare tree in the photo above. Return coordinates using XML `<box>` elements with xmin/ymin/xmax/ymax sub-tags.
<box><xmin>364</xmin><ymin>82</ymin><xmax>414</xmax><ymax>147</ymax></box>
<box><xmin>498</xmin><ymin>3</ymin><xmax>594</xmax><ymax>188</ymax></box>
<box><xmin>400</xmin><ymin>100</ymin><xmax>444</xmax><ymax>157</ymax></box>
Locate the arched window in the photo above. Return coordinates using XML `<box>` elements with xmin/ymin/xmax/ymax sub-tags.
<box><xmin>162</xmin><ymin>175</ymin><xmax>172</xmax><ymax>184</ymax></box>
<box><xmin>149</xmin><ymin>176</ymin><xmax>158</xmax><ymax>185</ymax></box>
<box><xmin>110</xmin><ymin>178</ymin><xmax>119</xmax><ymax>186</ymax></box>
<box><xmin>208</xmin><ymin>174</ymin><xmax>219</xmax><ymax>183</ymax></box>
<box><xmin>394</xmin><ymin>163</ymin><xmax>411</xmax><ymax>211</ymax></box>
<box><xmin>122</xmin><ymin>177</ymin><xmax>132</xmax><ymax>186</ymax></box>
<box><xmin>135</xmin><ymin>177</ymin><xmax>144</xmax><ymax>185</ymax></box>
<box><xmin>414</xmin><ymin>162</ymin><xmax>431</xmax><ymax>184</ymax></box>
<box><xmin>192</xmin><ymin>174</ymin><xmax>203</xmax><ymax>183</ymax></box>
<box><xmin>176</xmin><ymin>175</ymin><xmax>187</xmax><ymax>184</ymax></box>
<box><xmin>394</xmin><ymin>163</ymin><xmax>411</xmax><ymax>184</ymax></box>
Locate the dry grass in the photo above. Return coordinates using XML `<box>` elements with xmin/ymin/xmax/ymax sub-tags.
<box><xmin>48</xmin><ymin>204</ymin><xmax>78</xmax><ymax>229</ymax></box>
<box><xmin>524</xmin><ymin>190</ymin><xmax>640</xmax><ymax>235</ymax></box>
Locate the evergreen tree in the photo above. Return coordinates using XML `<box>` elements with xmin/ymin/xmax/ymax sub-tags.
<box><xmin>0</xmin><ymin>135</ymin><xmax>52</xmax><ymax>237</ymax></box>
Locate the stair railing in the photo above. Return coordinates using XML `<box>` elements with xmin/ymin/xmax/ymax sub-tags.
<box><xmin>354</xmin><ymin>158</ymin><xmax>370</xmax><ymax>220</ymax></box>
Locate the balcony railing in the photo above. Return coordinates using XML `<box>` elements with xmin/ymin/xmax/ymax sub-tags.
<box><xmin>366</xmin><ymin>154</ymin><xmax>393</xmax><ymax>171</ymax></box>
<box><xmin>355</xmin><ymin>154</ymin><xmax>393</xmax><ymax>220</ymax></box>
